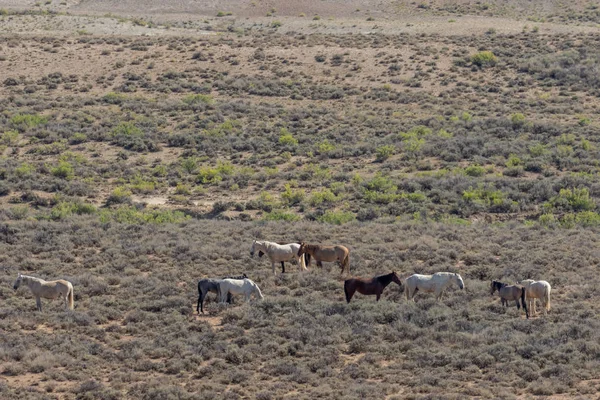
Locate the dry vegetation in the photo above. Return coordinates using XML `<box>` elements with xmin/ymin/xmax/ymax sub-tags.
<box><xmin>0</xmin><ymin>0</ymin><xmax>600</xmax><ymax>398</ymax></box>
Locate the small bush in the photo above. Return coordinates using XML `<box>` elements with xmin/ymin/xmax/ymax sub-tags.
<box><xmin>263</xmin><ymin>210</ymin><xmax>300</xmax><ymax>222</ymax></box>
<box><xmin>470</xmin><ymin>51</ymin><xmax>497</xmax><ymax>67</ymax></box>
<box><xmin>106</xmin><ymin>187</ymin><xmax>132</xmax><ymax>206</ymax></box>
<box><xmin>51</xmin><ymin>161</ymin><xmax>74</xmax><ymax>180</ymax></box>
<box><xmin>317</xmin><ymin>211</ymin><xmax>355</xmax><ymax>225</ymax></box>
<box><xmin>375</xmin><ymin>145</ymin><xmax>395</xmax><ymax>162</ymax></box>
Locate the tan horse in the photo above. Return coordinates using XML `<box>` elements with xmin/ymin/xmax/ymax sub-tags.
<box><xmin>13</xmin><ymin>274</ymin><xmax>74</xmax><ymax>311</ymax></box>
<box><xmin>519</xmin><ymin>279</ymin><xmax>551</xmax><ymax>315</ymax></box>
<box><xmin>297</xmin><ymin>242</ymin><xmax>350</xmax><ymax>274</ymax></box>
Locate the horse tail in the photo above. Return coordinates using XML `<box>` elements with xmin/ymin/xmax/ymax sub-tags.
<box><xmin>545</xmin><ymin>284</ymin><xmax>551</xmax><ymax>311</ymax></box>
<box><xmin>254</xmin><ymin>283</ymin><xmax>264</xmax><ymax>300</ymax></box>
<box><xmin>521</xmin><ymin>287</ymin><xmax>528</xmax><ymax>318</ymax></box>
<box><xmin>342</xmin><ymin>252</ymin><xmax>350</xmax><ymax>274</ymax></box>
<box><xmin>299</xmin><ymin>252</ymin><xmax>307</xmax><ymax>271</ymax></box>
<box><xmin>68</xmin><ymin>284</ymin><xmax>74</xmax><ymax>310</ymax></box>
<box><xmin>305</xmin><ymin>253</ymin><xmax>311</xmax><ymax>267</ymax></box>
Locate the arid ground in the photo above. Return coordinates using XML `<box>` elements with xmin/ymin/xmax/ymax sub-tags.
<box><xmin>0</xmin><ymin>1</ymin><xmax>599</xmax><ymax>399</ymax></box>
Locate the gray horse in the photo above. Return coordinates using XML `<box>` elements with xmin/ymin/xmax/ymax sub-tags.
<box><xmin>197</xmin><ymin>274</ymin><xmax>247</xmax><ymax>314</ymax></box>
<box><xmin>491</xmin><ymin>280</ymin><xmax>529</xmax><ymax>319</ymax></box>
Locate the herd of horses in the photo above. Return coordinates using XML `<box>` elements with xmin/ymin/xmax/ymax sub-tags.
<box><xmin>11</xmin><ymin>239</ymin><xmax>552</xmax><ymax>320</ymax></box>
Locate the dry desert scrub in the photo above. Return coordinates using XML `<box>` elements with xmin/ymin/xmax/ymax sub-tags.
<box><xmin>0</xmin><ymin>217</ymin><xmax>599</xmax><ymax>398</ymax></box>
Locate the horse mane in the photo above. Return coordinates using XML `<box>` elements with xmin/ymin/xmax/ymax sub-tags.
<box><xmin>492</xmin><ymin>280</ymin><xmax>506</xmax><ymax>289</ymax></box>
<box><xmin>375</xmin><ymin>272</ymin><xmax>396</xmax><ymax>286</ymax></box>
<box><xmin>21</xmin><ymin>275</ymin><xmax>42</xmax><ymax>283</ymax></box>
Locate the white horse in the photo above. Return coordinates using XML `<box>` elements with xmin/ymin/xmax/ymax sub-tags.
<box><xmin>404</xmin><ymin>272</ymin><xmax>465</xmax><ymax>301</ymax></box>
<box><xmin>13</xmin><ymin>273</ymin><xmax>74</xmax><ymax>311</ymax></box>
<box><xmin>250</xmin><ymin>240</ymin><xmax>307</xmax><ymax>274</ymax></box>
<box><xmin>218</xmin><ymin>278</ymin><xmax>264</xmax><ymax>303</ymax></box>
<box><xmin>519</xmin><ymin>279</ymin><xmax>551</xmax><ymax>315</ymax></box>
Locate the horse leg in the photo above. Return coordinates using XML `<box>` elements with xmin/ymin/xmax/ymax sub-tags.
<box><xmin>36</xmin><ymin>296</ymin><xmax>42</xmax><ymax>312</ymax></box>
<box><xmin>272</xmin><ymin>261</ymin><xmax>276</xmax><ymax>275</ymax></box>
<box><xmin>515</xmin><ymin>300</ymin><xmax>520</xmax><ymax>310</ymax></box>
<box><xmin>345</xmin><ymin>286</ymin><xmax>354</xmax><ymax>304</ymax></box>
<box><xmin>317</xmin><ymin>260</ymin><xmax>323</xmax><ymax>268</ymax></box>
<box><xmin>197</xmin><ymin>290</ymin><xmax>203</xmax><ymax>314</ymax></box>
<box><xmin>281</xmin><ymin>261</ymin><xmax>285</xmax><ymax>274</ymax></box>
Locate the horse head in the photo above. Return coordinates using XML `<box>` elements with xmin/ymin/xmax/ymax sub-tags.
<box><xmin>13</xmin><ymin>273</ymin><xmax>22</xmax><ymax>290</ymax></box>
<box><xmin>297</xmin><ymin>242</ymin><xmax>306</xmax><ymax>257</ymax></box>
<box><xmin>490</xmin><ymin>280</ymin><xmax>504</xmax><ymax>295</ymax></box>
<box><xmin>250</xmin><ymin>240</ymin><xmax>258</xmax><ymax>256</ymax></box>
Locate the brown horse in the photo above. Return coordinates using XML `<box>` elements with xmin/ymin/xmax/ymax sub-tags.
<box><xmin>344</xmin><ymin>272</ymin><xmax>402</xmax><ymax>303</ymax></box>
<box><xmin>297</xmin><ymin>242</ymin><xmax>350</xmax><ymax>274</ymax></box>
<box><xmin>491</xmin><ymin>280</ymin><xmax>529</xmax><ymax>319</ymax></box>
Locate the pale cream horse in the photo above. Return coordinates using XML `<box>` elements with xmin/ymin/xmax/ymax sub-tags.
<box><xmin>404</xmin><ymin>272</ymin><xmax>465</xmax><ymax>301</ymax></box>
<box><xmin>250</xmin><ymin>240</ymin><xmax>307</xmax><ymax>274</ymax></box>
<box><xmin>519</xmin><ymin>279</ymin><xmax>551</xmax><ymax>315</ymax></box>
<box><xmin>13</xmin><ymin>273</ymin><xmax>74</xmax><ymax>311</ymax></box>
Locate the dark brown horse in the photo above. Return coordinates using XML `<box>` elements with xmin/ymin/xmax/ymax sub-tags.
<box><xmin>491</xmin><ymin>280</ymin><xmax>529</xmax><ymax>319</ymax></box>
<box><xmin>344</xmin><ymin>272</ymin><xmax>402</xmax><ymax>303</ymax></box>
<box><xmin>298</xmin><ymin>242</ymin><xmax>350</xmax><ymax>274</ymax></box>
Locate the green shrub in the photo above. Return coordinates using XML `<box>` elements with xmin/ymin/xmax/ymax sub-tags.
<box><xmin>102</xmin><ymin>92</ymin><xmax>126</xmax><ymax>104</ymax></box>
<box><xmin>130</xmin><ymin>176</ymin><xmax>156</xmax><ymax>194</ymax></box>
<box><xmin>197</xmin><ymin>167</ymin><xmax>222</xmax><ymax>185</ymax></box>
<box><xmin>106</xmin><ymin>186</ymin><xmax>132</xmax><ymax>205</ymax></box>
<box><xmin>546</xmin><ymin>188</ymin><xmax>595</xmax><ymax>212</ymax></box>
<box><xmin>182</xmin><ymin>94</ymin><xmax>213</xmax><ymax>105</ymax></box>
<box><xmin>181</xmin><ymin>157</ymin><xmax>198</xmax><ymax>174</ymax></box>
<box><xmin>317</xmin><ymin>140</ymin><xmax>335</xmax><ymax>154</ymax></box>
<box><xmin>69</xmin><ymin>132</ymin><xmax>87</xmax><ymax>144</ymax></box>
<box><xmin>1</xmin><ymin>130</ymin><xmax>19</xmax><ymax>145</ymax></box>
<box><xmin>49</xmin><ymin>201</ymin><xmax>96</xmax><ymax>220</ymax></box>
<box><xmin>511</xmin><ymin>113</ymin><xmax>526</xmax><ymax>125</ymax></box>
<box><xmin>175</xmin><ymin>184</ymin><xmax>191</xmax><ymax>195</ymax></box>
<box><xmin>364</xmin><ymin>173</ymin><xmax>396</xmax><ymax>193</ymax></box>
<box><xmin>463</xmin><ymin>184</ymin><xmax>505</xmax><ymax>207</ymax></box>
<box><xmin>51</xmin><ymin>161</ymin><xmax>74</xmax><ymax>180</ymax></box>
<box><xmin>281</xmin><ymin>184</ymin><xmax>305</xmax><ymax>206</ymax></box>
<box><xmin>263</xmin><ymin>210</ymin><xmax>300</xmax><ymax>222</ymax></box>
<box><xmin>317</xmin><ymin>211</ymin><xmax>355</xmax><ymax>225</ymax></box>
<box><xmin>309</xmin><ymin>189</ymin><xmax>338</xmax><ymax>206</ymax></box>
<box><xmin>529</xmin><ymin>143</ymin><xmax>547</xmax><ymax>157</ymax></box>
<box><xmin>505</xmin><ymin>154</ymin><xmax>522</xmax><ymax>167</ymax></box>
<box><xmin>470</xmin><ymin>51</ymin><xmax>497</xmax><ymax>67</ymax></box>
<box><xmin>111</xmin><ymin>121</ymin><xmax>142</xmax><ymax>137</ymax></box>
<box><xmin>464</xmin><ymin>165</ymin><xmax>486</xmax><ymax>177</ymax></box>
<box><xmin>279</xmin><ymin>129</ymin><xmax>298</xmax><ymax>146</ymax></box>
<box><xmin>375</xmin><ymin>145</ymin><xmax>395</xmax><ymax>162</ymax></box>
<box><xmin>10</xmin><ymin>113</ymin><xmax>48</xmax><ymax>131</ymax></box>
<box><xmin>15</xmin><ymin>163</ymin><xmax>35</xmax><ymax>178</ymax></box>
